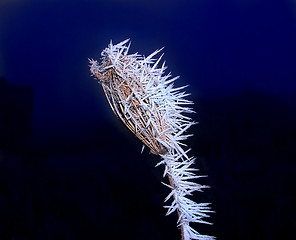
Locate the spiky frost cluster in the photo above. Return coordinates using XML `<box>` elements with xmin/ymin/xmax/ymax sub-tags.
<box><xmin>89</xmin><ymin>39</ymin><xmax>214</xmax><ymax>240</ymax></box>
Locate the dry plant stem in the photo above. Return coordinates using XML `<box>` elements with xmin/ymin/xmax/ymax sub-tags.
<box><xmin>96</xmin><ymin>68</ymin><xmax>186</xmax><ymax>240</ymax></box>
<box><xmin>168</xmin><ymin>173</ymin><xmax>185</xmax><ymax>240</ymax></box>
<box><xmin>96</xmin><ymin>71</ymin><xmax>185</xmax><ymax>239</ymax></box>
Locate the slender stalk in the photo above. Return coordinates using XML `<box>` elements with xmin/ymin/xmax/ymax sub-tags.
<box><xmin>168</xmin><ymin>173</ymin><xmax>185</xmax><ymax>240</ymax></box>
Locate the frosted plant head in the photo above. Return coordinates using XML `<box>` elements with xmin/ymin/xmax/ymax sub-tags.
<box><xmin>89</xmin><ymin>39</ymin><xmax>214</xmax><ymax>240</ymax></box>
<box><xmin>89</xmin><ymin>39</ymin><xmax>195</xmax><ymax>156</ymax></box>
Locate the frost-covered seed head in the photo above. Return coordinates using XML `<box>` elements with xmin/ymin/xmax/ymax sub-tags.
<box><xmin>89</xmin><ymin>39</ymin><xmax>214</xmax><ymax>240</ymax></box>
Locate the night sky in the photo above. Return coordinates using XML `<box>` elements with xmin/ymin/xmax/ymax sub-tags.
<box><xmin>0</xmin><ymin>0</ymin><xmax>296</xmax><ymax>239</ymax></box>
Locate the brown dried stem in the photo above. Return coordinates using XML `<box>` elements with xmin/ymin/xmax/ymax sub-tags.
<box><xmin>94</xmin><ymin>63</ymin><xmax>185</xmax><ymax>240</ymax></box>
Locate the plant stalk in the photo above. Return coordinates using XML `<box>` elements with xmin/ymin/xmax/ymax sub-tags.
<box><xmin>168</xmin><ymin>173</ymin><xmax>185</xmax><ymax>240</ymax></box>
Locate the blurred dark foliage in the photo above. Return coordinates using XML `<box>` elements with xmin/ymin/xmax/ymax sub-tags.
<box><xmin>0</xmin><ymin>78</ymin><xmax>295</xmax><ymax>240</ymax></box>
<box><xmin>0</xmin><ymin>77</ymin><xmax>33</xmax><ymax>152</ymax></box>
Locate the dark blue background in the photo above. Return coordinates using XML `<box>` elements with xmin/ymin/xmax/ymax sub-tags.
<box><xmin>0</xmin><ymin>0</ymin><xmax>295</xmax><ymax>239</ymax></box>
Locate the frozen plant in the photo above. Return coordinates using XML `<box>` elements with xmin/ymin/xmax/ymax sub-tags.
<box><xmin>89</xmin><ymin>39</ymin><xmax>215</xmax><ymax>240</ymax></box>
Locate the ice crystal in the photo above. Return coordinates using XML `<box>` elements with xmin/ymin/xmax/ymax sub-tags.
<box><xmin>89</xmin><ymin>39</ymin><xmax>215</xmax><ymax>240</ymax></box>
